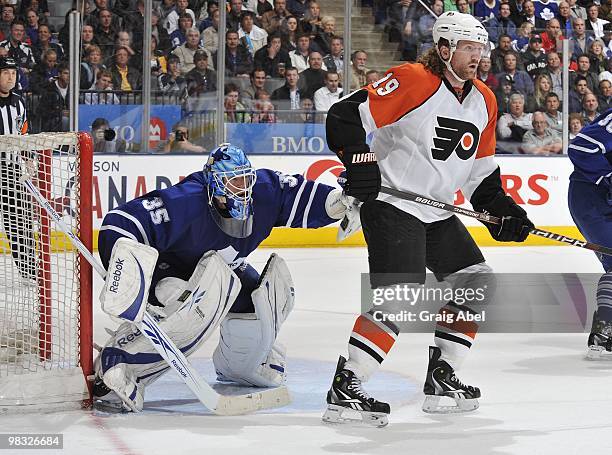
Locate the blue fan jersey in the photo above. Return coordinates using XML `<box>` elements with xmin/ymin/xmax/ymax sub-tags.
<box><xmin>568</xmin><ymin>109</ymin><xmax>612</xmax><ymax>185</ymax></box>
<box><xmin>98</xmin><ymin>168</ymin><xmax>338</xmax><ymax>296</ymax></box>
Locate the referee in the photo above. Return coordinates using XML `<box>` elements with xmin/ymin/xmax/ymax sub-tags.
<box><xmin>0</xmin><ymin>56</ymin><xmax>36</xmax><ymax>281</ymax></box>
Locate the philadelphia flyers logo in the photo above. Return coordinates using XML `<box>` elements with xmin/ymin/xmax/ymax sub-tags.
<box><xmin>431</xmin><ymin>117</ymin><xmax>481</xmax><ymax>161</ymax></box>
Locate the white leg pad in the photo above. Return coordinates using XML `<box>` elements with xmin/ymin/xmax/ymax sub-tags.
<box><xmin>213</xmin><ymin>254</ymin><xmax>295</xmax><ymax>387</ymax></box>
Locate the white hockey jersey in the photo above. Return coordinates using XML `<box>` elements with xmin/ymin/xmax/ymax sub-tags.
<box><xmin>355</xmin><ymin>63</ymin><xmax>498</xmax><ymax>222</ymax></box>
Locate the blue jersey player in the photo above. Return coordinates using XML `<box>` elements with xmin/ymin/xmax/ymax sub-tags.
<box><xmin>568</xmin><ymin>109</ymin><xmax>612</xmax><ymax>359</ymax></box>
<box><xmin>92</xmin><ymin>144</ymin><xmax>353</xmax><ymax>411</ymax></box>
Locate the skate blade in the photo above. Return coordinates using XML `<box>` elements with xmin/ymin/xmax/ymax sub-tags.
<box><xmin>422</xmin><ymin>395</ymin><xmax>479</xmax><ymax>414</ymax></box>
<box><xmin>586</xmin><ymin>346</ymin><xmax>612</xmax><ymax>361</ymax></box>
<box><xmin>322</xmin><ymin>404</ymin><xmax>388</xmax><ymax>428</ymax></box>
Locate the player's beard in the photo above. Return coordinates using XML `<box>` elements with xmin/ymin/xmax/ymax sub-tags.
<box><xmin>454</xmin><ymin>61</ymin><xmax>479</xmax><ymax>81</ymax></box>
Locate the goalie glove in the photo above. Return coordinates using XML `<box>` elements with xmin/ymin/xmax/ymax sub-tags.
<box><xmin>476</xmin><ymin>193</ymin><xmax>534</xmax><ymax>242</ymax></box>
<box><xmin>326</xmin><ymin>171</ymin><xmax>362</xmax><ymax>241</ymax></box>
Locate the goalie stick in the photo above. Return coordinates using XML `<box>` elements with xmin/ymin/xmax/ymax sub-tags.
<box><xmin>20</xmin><ymin>176</ymin><xmax>290</xmax><ymax>415</ymax></box>
<box><xmin>380</xmin><ymin>186</ymin><xmax>612</xmax><ymax>257</ymax></box>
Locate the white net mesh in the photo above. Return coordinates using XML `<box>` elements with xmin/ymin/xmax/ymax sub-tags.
<box><xmin>0</xmin><ymin>133</ymin><xmax>91</xmax><ymax>409</ymax></box>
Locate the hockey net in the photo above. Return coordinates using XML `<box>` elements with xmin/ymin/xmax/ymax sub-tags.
<box><xmin>0</xmin><ymin>132</ymin><xmax>93</xmax><ymax>411</ymax></box>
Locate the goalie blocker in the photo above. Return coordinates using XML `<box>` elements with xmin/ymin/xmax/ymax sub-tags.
<box><xmin>94</xmin><ymin>239</ymin><xmax>295</xmax><ymax>411</ymax></box>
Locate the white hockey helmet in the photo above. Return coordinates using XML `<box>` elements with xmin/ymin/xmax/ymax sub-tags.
<box><xmin>433</xmin><ymin>12</ymin><xmax>490</xmax><ymax>82</ymax></box>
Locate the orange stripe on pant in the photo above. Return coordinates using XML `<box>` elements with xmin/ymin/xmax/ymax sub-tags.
<box><xmin>352</xmin><ymin>315</ymin><xmax>396</xmax><ymax>354</ymax></box>
<box><xmin>437</xmin><ymin>308</ymin><xmax>478</xmax><ymax>339</ymax></box>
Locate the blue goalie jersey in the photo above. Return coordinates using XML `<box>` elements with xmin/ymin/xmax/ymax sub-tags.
<box><xmin>568</xmin><ymin>109</ymin><xmax>612</xmax><ymax>185</ymax></box>
<box><xmin>98</xmin><ymin>168</ymin><xmax>337</xmax><ymax>288</ymax></box>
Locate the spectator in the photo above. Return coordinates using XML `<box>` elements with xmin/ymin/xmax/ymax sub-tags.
<box><xmin>512</xmin><ymin>21</ymin><xmax>534</xmax><ymax>53</ymax></box>
<box><xmin>173</xmin><ymin>28</ymin><xmax>210</xmax><ymax>75</ymax></box>
<box><xmin>0</xmin><ymin>20</ymin><xmax>35</xmax><ymax>77</ymax></box>
<box><xmin>0</xmin><ymin>6</ymin><xmax>14</xmax><ymax>40</ymax></box>
<box><xmin>387</xmin><ymin>0</ymin><xmax>416</xmax><ymax>43</ymax></box>
<box><xmin>158</xmin><ymin>54</ymin><xmax>187</xmax><ymax>94</ymax></box>
<box><xmin>261</xmin><ymin>0</ymin><xmax>290</xmax><ymax>34</ymax></box>
<box><xmin>571</xmin><ymin>54</ymin><xmax>599</xmax><ymax>93</ymax></box>
<box><xmin>522</xmin><ymin>111</ymin><xmax>562</xmax><ymax>154</ymax></box>
<box><xmin>568</xmin><ymin>112</ymin><xmax>584</xmax><ymax>139</ymax></box>
<box><xmin>95</xmin><ymin>9</ymin><xmax>119</xmax><ymax>61</ymax></box>
<box><xmin>598</xmin><ymin>78</ymin><xmax>612</xmax><ymax>109</ymax></box>
<box><xmin>313</xmin><ymin>70</ymin><xmax>341</xmax><ymax>113</ymax></box>
<box><xmin>365</xmin><ymin>70</ymin><xmax>381</xmax><ymax>84</ymax></box>
<box><xmin>254</xmin><ymin>32</ymin><xmax>291</xmax><ymax>77</ymax></box>
<box><xmin>19</xmin><ymin>0</ymin><xmax>49</xmax><ymax>18</ymax></box>
<box><xmin>290</xmin><ymin>34</ymin><xmax>313</xmax><ymax>72</ymax></box>
<box><xmin>86</xmin><ymin>0</ymin><xmax>121</xmax><ymax>29</ymax></box>
<box><xmin>83</xmin><ymin>69</ymin><xmax>120</xmax><ymax>105</ymax></box>
<box><xmin>287</xmin><ymin>0</ymin><xmax>308</xmax><ymax>19</ymax></box>
<box><xmin>202</xmin><ymin>9</ymin><xmax>219</xmax><ymax>54</ymax></box>
<box><xmin>497</xmin><ymin>52</ymin><xmax>534</xmax><ymax>96</ymax></box>
<box><xmin>571</xmin><ymin>18</ymin><xmax>595</xmax><ymax>60</ymax></box>
<box><xmin>350</xmin><ymin>49</ymin><xmax>369</xmax><ymax>90</ymax></box>
<box><xmin>474</xmin><ymin>0</ymin><xmax>500</xmax><ymax>21</ymax></box>
<box><xmin>478</xmin><ymin>56</ymin><xmax>499</xmax><ymax>90</ymax></box>
<box><xmin>543</xmin><ymin>92</ymin><xmax>563</xmax><ymax>132</ymax></box>
<box><xmin>314</xmin><ymin>16</ymin><xmax>336</xmax><ymax>56</ymax></box>
<box><xmin>110</xmin><ymin>46</ymin><xmax>142</xmax><ymax>91</ymax></box>
<box><xmin>149</xmin><ymin>36</ymin><xmax>168</xmax><ymax>79</ymax></box>
<box><xmin>491</xmin><ymin>34</ymin><xmax>520</xmax><ymax>73</ymax></box>
<box><xmin>29</xmin><ymin>48</ymin><xmax>57</xmax><ymax>94</ymax></box>
<box><xmin>251</xmin><ymin>99</ymin><xmax>276</xmax><ymax>123</ymax></box>
<box><xmin>497</xmin><ymin>93</ymin><xmax>533</xmax><ymax>141</ymax></box>
<box><xmin>301</xmin><ymin>1</ymin><xmax>323</xmax><ymax>36</ymax></box>
<box><xmin>164</xmin><ymin>0</ymin><xmax>196</xmax><ymax>35</ymax></box>
<box><xmin>186</xmin><ymin>50</ymin><xmax>217</xmax><ymax>96</ymax></box>
<box><xmin>586</xmin><ymin>3</ymin><xmax>609</xmax><ymax>39</ymax></box>
<box><xmin>32</xmin><ymin>24</ymin><xmax>63</xmax><ymax>63</ymax></box>
<box><xmin>40</xmin><ymin>63</ymin><xmax>70</xmax><ymax>132</ymax></box>
<box><xmin>81</xmin><ymin>24</ymin><xmax>96</xmax><ymax>53</ymax></box>
<box><xmin>531</xmin><ymin>73</ymin><xmax>554</xmax><ymax>111</ymax></box>
<box><xmin>198</xmin><ymin>1</ymin><xmax>219</xmax><ymax>31</ymax></box>
<box><xmin>588</xmin><ymin>39</ymin><xmax>611</xmax><ymax>73</ymax></box>
<box><xmin>80</xmin><ymin>45</ymin><xmax>105</xmax><ymax>90</ymax></box>
<box><xmin>417</xmin><ymin>0</ymin><xmax>442</xmax><ymax>54</ymax></box>
<box><xmin>24</xmin><ymin>8</ymin><xmax>41</xmax><ymax>46</ymax></box>
<box><xmin>252</xmin><ymin>0</ymin><xmax>273</xmax><ymax>18</ymax></box>
<box><xmin>299</xmin><ymin>51</ymin><xmax>327</xmax><ymax>97</ymax></box>
<box><xmin>520</xmin><ymin>1</ymin><xmax>546</xmax><ymax>29</ymax></box>
<box><xmin>298</xmin><ymin>97</ymin><xmax>315</xmax><ymax>123</ymax></box>
<box><xmin>224</xmin><ymin>83</ymin><xmax>251</xmax><ymax>123</ymax></box>
<box><xmin>541</xmin><ymin>18</ymin><xmax>564</xmax><ymax>53</ymax></box>
<box><xmin>280</xmin><ymin>15</ymin><xmax>299</xmax><ymax>51</ymax></box>
<box><xmin>582</xmin><ymin>92</ymin><xmax>600</xmax><ymax>123</ymax></box>
<box><xmin>569</xmin><ymin>0</ymin><xmax>587</xmax><ymax>20</ymax></box>
<box><xmin>523</xmin><ymin>33</ymin><xmax>547</xmax><ymax>78</ymax></box>
<box><xmin>215</xmin><ymin>30</ymin><xmax>253</xmax><ymax>77</ymax></box>
<box><xmin>456</xmin><ymin>0</ymin><xmax>470</xmax><ymax>13</ymax></box>
<box><xmin>545</xmin><ymin>51</ymin><xmax>563</xmax><ymax>99</ymax></box>
<box><xmin>239</xmin><ymin>11</ymin><xmax>268</xmax><ymax>56</ymax></box>
<box><xmin>157</xmin><ymin>0</ymin><xmax>176</xmax><ymax>25</ymax></box>
<box><xmin>557</xmin><ymin>1</ymin><xmax>573</xmax><ymax>34</ymax></box>
<box><xmin>223</xmin><ymin>0</ymin><xmax>242</xmax><ymax>32</ymax></box>
<box><xmin>152</xmin><ymin>10</ymin><xmax>172</xmax><ymax>53</ymax></box>
<box><xmin>323</xmin><ymin>36</ymin><xmax>343</xmax><ymax>73</ymax></box>
<box><xmin>122</xmin><ymin>0</ymin><xmax>145</xmax><ymax>46</ymax></box>
<box><xmin>533</xmin><ymin>0</ymin><xmax>558</xmax><ymax>21</ymax></box>
<box><xmin>271</xmin><ymin>66</ymin><xmax>303</xmax><ymax>116</ymax></box>
<box><xmin>488</xmin><ymin>3</ymin><xmax>517</xmax><ymax>43</ymax></box>
<box><xmin>170</xmin><ymin>13</ymin><xmax>194</xmax><ymax>48</ymax></box>
<box><xmin>159</xmin><ymin>123</ymin><xmax>206</xmax><ymax>153</ymax></box>
<box><xmin>599</xmin><ymin>57</ymin><xmax>612</xmax><ymax>82</ymax></box>
<box><xmin>115</xmin><ymin>31</ymin><xmax>140</xmax><ymax>67</ymax></box>
<box><xmin>568</xmin><ymin>74</ymin><xmax>590</xmax><ymax>112</ymax></box>
<box><xmin>241</xmin><ymin>68</ymin><xmax>267</xmax><ymax>109</ymax></box>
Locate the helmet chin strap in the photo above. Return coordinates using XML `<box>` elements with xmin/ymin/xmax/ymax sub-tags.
<box><xmin>438</xmin><ymin>46</ymin><xmax>467</xmax><ymax>84</ymax></box>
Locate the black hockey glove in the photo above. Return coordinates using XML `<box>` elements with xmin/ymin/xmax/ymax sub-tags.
<box><xmin>477</xmin><ymin>193</ymin><xmax>534</xmax><ymax>242</ymax></box>
<box><xmin>339</xmin><ymin>145</ymin><xmax>381</xmax><ymax>203</ymax></box>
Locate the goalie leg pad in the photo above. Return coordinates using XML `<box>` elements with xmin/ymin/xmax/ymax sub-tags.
<box><xmin>94</xmin><ymin>251</ymin><xmax>241</xmax><ymax>410</ymax></box>
<box><xmin>213</xmin><ymin>254</ymin><xmax>294</xmax><ymax>387</ymax></box>
<box><xmin>100</xmin><ymin>238</ymin><xmax>159</xmax><ymax>323</ymax></box>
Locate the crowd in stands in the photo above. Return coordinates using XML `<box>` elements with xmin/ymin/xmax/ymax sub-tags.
<box><xmin>3</xmin><ymin>0</ymin><xmax>610</xmax><ymax>153</ymax></box>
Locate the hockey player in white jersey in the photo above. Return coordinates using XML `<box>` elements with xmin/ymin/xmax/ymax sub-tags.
<box><xmin>322</xmin><ymin>12</ymin><xmax>534</xmax><ymax>426</ymax></box>
<box><xmin>92</xmin><ymin>144</ymin><xmax>354</xmax><ymax>412</ymax></box>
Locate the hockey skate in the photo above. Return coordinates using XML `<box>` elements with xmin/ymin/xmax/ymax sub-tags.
<box><xmin>586</xmin><ymin>311</ymin><xmax>612</xmax><ymax>360</ymax></box>
<box><xmin>322</xmin><ymin>356</ymin><xmax>390</xmax><ymax>427</ymax></box>
<box><xmin>422</xmin><ymin>346</ymin><xmax>480</xmax><ymax>414</ymax></box>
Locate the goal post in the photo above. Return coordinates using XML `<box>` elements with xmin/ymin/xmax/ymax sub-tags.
<box><xmin>0</xmin><ymin>132</ymin><xmax>93</xmax><ymax>411</ymax></box>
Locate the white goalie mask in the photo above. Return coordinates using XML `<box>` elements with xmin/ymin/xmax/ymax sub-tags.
<box><xmin>432</xmin><ymin>12</ymin><xmax>490</xmax><ymax>83</ymax></box>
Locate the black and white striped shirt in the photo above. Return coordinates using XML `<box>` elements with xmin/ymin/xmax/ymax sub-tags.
<box><xmin>0</xmin><ymin>91</ymin><xmax>29</xmax><ymax>164</ymax></box>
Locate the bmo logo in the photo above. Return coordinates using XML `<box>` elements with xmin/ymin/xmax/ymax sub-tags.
<box><xmin>455</xmin><ymin>174</ymin><xmax>550</xmax><ymax>206</ymax></box>
<box><xmin>149</xmin><ymin>117</ymin><xmax>167</xmax><ymax>148</ymax></box>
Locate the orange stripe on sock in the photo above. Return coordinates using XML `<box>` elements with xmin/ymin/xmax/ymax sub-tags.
<box><xmin>352</xmin><ymin>315</ymin><xmax>396</xmax><ymax>353</ymax></box>
<box><xmin>437</xmin><ymin>309</ymin><xmax>478</xmax><ymax>339</ymax></box>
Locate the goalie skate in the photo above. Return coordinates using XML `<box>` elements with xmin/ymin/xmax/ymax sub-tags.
<box><xmin>586</xmin><ymin>311</ymin><xmax>612</xmax><ymax>360</ymax></box>
<box><xmin>422</xmin><ymin>346</ymin><xmax>480</xmax><ymax>414</ymax></box>
<box><xmin>322</xmin><ymin>356</ymin><xmax>390</xmax><ymax>428</ymax></box>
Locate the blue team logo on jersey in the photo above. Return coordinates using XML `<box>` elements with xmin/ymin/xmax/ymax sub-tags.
<box><xmin>431</xmin><ymin>117</ymin><xmax>481</xmax><ymax>161</ymax></box>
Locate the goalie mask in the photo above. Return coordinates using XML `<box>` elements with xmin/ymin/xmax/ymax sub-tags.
<box><xmin>204</xmin><ymin>143</ymin><xmax>257</xmax><ymax>238</ymax></box>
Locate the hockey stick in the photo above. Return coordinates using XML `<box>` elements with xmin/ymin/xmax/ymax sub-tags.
<box><xmin>20</xmin><ymin>176</ymin><xmax>290</xmax><ymax>415</ymax></box>
<box><xmin>380</xmin><ymin>186</ymin><xmax>612</xmax><ymax>257</ymax></box>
